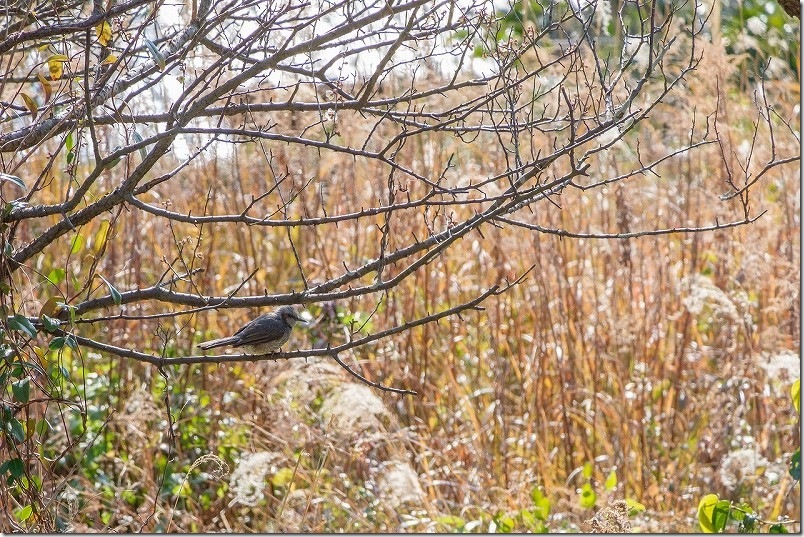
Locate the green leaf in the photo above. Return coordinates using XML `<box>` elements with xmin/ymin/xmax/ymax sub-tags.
<box><xmin>132</xmin><ymin>130</ymin><xmax>148</xmax><ymax>162</ymax></box>
<box><xmin>8</xmin><ymin>315</ymin><xmax>37</xmax><ymax>338</ymax></box>
<box><xmin>582</xmin><ymin>461</ymin><xmax>593</xmax><ymax>479</ymax></box>
<box><xmin>40</xmin><ymin>314</ymin><xmax>61</xmax><ymax>333</ymax></box>
<box><xmin>6</xmin><ymin>457</ymin><xmax>24</xmax><ymax>478</ymax></box>
<box><xmin>520</xmin><ymin>509</ymin><xmax>547</xmax><ymax>532</ymax></box>
<box><xmin>49</xmin><ymin>337</ymin><xmax>65</xmax><ymax>350</ymax></box>
<box><xmin>101</xmin><ymin>147</ymin><xmax>122</xmax><ymax>170</ymax></box>
<box><xmin>732</xmin><ymin>502</ymin><xmax>755</xmax><ymax>521</ymax></box>
<box><xmin>144</xmin><ymin>38</ymin><xmax>166</xmax><ymax>71</ymax></box>
<box><xmin>14</xmin><ymin>504</ymin><xmax>33</xmax><ymax>522</ymax></box>
<box><xmin>0</xmin><ymin>173</ymin><xmax>26</xmax><ymax>191</ymax></box>
<box><xmin>520</xmin><ymin>509</ymin><xmax>536</xmax><ymax>528</ymax></box>
<box><xmin>58</xmin><ymin>302</ymin><xmax>77</xmax><ymax>325</ymax></box>
<box><xmin>789</xmin><ymin>449</ymin><xmax>800</xmax><ymax>481</ymax></box>
<box><xmin>625</xmin><ymin>498</ymin><xmax>646</xmax><ymax>516</ymax></box>
<box><xmin>11</xmin><ymin>378</ymin><xmax>29</xmax><ymax>403</ymax></box>
<box><xmin>69</xmin><ymin>233</ymin><xmax>84</xmax><ymax>254</ymax></box>
<box><xmin>64</xmin><ymin>334</ymin><xmax>78</xmax><ymax>350</ymax></box>
<box><xmin>792</xmin><ymin>379</ymin><xmax>800</xmax><ymax>413</ymax></box>
<box><xmin>530</xmin><ymin>486</ymin><xmax>551</xmax><ymax>520</ymax></box>
<box><xmin>7</xmin><ymin>417</ymin><xmax>25</xmax><ymax>442</ymax></box>
<box><xmin>436</xmin><ymin>515</ymin><xmax>465</xmax><ymax>529</ymax></box>
<box><xmin>98</xmin><ymin>275</ymin><xmax>122</xmax><ymax>305</ymax></box>
<box><xmin>712</xmin><ymin>500</ymin><xmax>731</xmax><ymax>533</ymax></box>
<box><xmin>270</xmin><ymin>467</ymin><xmax>295</xmax><ymax>488</ymax></box>
<box><xmin>492</xmin><ymin>512</ymin><xmax>515</xmax><ymax>533</ymax></box>
<box><xmin>47</xmin><ymin>268</ymin><xmax>66</xmax><ymax>285</ymax></box>
<box><xmin>55</xmin><ymin>365</ymin><xmax>69</xmax><ymax>381</ymax></box>
<box><xmin>604</xmin><ymin>470</ymin><xmax>617</xmax><ymax>491</ymax></box>
<box><xmin>698</xmin><ymin>494</ymin><xmax>730</xmax><ymax>533</ymax></box>
<box><xmin>8</xmin><ymin>359</ymin><xmax>45</xmax><ymax>377</ymax></box>
<box><xmin>171</xmin><ymin>480</ymin><xmax>192</xmax><ymax>497</ymax></box>
<box><xmin>66</xmin><ymin>131</ymin><xmax>76</xmax><ymax>165</ymax></box>
<box><xmin>120</xmin><ymin>489</ymin><xmax>137</xmax><ymax>505</ymax></box>
<box><xmin>579</xmin><ymin>482</ymin><xmax>596</xmax><ymax>509</ymax></box>
<box><xmin>769</xmin><ymin>524</ymin><xmax>789</xmax><ymax>533</ymax></box>
<box><xmin>35</xmin><ymin>418</ymin><xmax>49</xmax><ymax>436</ymax></box>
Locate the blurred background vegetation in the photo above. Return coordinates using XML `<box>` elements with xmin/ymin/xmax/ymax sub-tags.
<box><xmin>1</xmin><ymin>0</ymin><xmax>799</xmax><ymax>532</ymax></box>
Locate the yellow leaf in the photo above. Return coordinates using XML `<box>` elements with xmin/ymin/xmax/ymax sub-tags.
<box><xmin>36</xmin><ymin>72</ymin><xmax>52</xmax><ymax>103</ymax></box>
<box><xmin>93</xmin><ymin>219</ymin><xmax>111</xmax><ymax>255</ymax></box>
<box><xmin>697</xmin><ymin>494</ymin><xmax>719</xmax><ymax>533</ymax></box>
<box><xmin>39</xmin><ymin>296</ymin><xmax>64</xmax><ymax>318</ymax></box>
<box><xmin>792</xmin><ymin>379</ymin><xmax>800</xmax><ymax>413</ymax></box>
<box><xmin>48</xmin><ymin>61</ymin><xmax>63</xmax><ymax>80</ymax></box>
<box><xmin>48</xmin><ymin>56</ymin><xmax>66</xmax><ymax>80</ymax></box>
<box><xmin>20</xmin><ymin>92</ymin><xmax>38</xmax><ymax>120</ymax></box>
<box><xmin>102</xmin><ymin>54</ymin><xmax>118</xmax><ymax>65</ymax></box>
<box><xmin>604</xmin><ymin>470</ymin><xmax>617</xmax><ymax>491</ymax></box>
<box><xmin>96</xmin><ymin>21</ymin><xmax>112</xmax><ymax>46</ymax></box>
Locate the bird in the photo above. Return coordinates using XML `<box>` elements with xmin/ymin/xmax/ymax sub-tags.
<box><xmin>197</xmin><ymin>305</ymin><xmax>306</xmax><ymax>354</ymax></box>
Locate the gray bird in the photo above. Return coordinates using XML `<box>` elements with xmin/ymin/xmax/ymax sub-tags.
<box><xmin>198</xmin><ymin>305</ymin><xmax>306</xmax><ymax>354</ymax></box>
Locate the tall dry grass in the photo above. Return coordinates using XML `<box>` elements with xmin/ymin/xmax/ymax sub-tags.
<box><xmin>12</xmin><ymin>38</ymin><xmax>799</xmax><ymax>532</ymax></box>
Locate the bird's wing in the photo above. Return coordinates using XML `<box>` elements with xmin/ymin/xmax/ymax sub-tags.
<box><xmin>234</xmin><ymin>315</ymin><xmax>287</xmax><ymax>346</ymax></box>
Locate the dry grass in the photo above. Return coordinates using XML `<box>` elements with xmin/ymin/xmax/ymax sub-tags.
<box><xmin>8</xmin><ymin>39</ymin><xmax>800</xmax><ymax>533</ymax></box>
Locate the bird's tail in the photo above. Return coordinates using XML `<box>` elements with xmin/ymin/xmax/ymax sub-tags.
<box><xmin>197</xmin><ymin>336</ymin><xmax>238</xmax><ymax>350</ymax></box>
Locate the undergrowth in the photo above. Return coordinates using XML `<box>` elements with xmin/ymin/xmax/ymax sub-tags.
<box><xmin>1</xmin><ymin>38</ymin><xmax>799</xmax><ymax>532</ymax></box>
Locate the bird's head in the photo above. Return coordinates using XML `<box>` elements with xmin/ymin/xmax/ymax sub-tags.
<box><xmin>277</xmin><ymin>305</ymin><xmax>307</xmax><ymax>326</ymax></box>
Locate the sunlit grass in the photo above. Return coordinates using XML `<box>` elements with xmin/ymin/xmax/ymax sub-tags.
<box><xmin>14</xmin><ymin>42</ymin><xmax>800</xmax><ymax>532</ymax></box>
